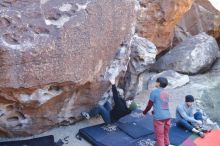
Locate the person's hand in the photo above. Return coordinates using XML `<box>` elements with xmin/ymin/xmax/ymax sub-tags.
<box><xmin>151</xmin><ymin>111</ymin><xmax>154</xmax><ymax>115</ymax></box>
<box><xmin>196</xmin><ymin>120</ymin><xmax>203</xmax><ymax>125</ymax></box>
<box><xmin>139</xmin><ymin>113</ymin><xmax>145</xmax><ymax>118</ymax></box>
<box><xmin>109</xmin><ymin>77</ymin><xmax>115</xmax><ymax>85</ymax></box>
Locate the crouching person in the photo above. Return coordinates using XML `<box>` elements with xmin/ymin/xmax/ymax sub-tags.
<box><xmin>176</xmin><ymin>95</ymin><xmax>205</xmax><ymax>138</ymax></box>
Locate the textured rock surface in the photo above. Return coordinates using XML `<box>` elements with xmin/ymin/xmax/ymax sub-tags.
<box><xmin>211</xmin><ymin>57</ymin><xmax>220</xmax><ymax>71</ymax></box>
<box><xmin>0</xmin><ymin>0</ymin><xmax>136</xmax><ymax>137</ymax></box>
<box><xmin>174</xmin><ymin>0</ymin><xmax>220</xmax><ymax>46</ymax></box>
<box><xmin>136</xmin><ymin>0</ymin><xmax>193</xmax><ymax>53</ymax></box>
<box><xmin>129</xmin><ymin>35</ymin><xmax>157</xmax><ymax>75</ymax></box>
<box><xmin>104</xmin><ymin>46</ymin><xmax>130</xmax><ymax>82</ymax></box>
<box><xmin>151</xmin><ymin>33</ymin><xmax>220</xmax><ymax>74</ymax></box>
<box><xmin>122</xmin><ymin>35</ymin><xmax>157</xmax><ymax>98</ymax></box>
<box><xmin>198</xmin><ymin>71</ymin><xmax>220</xmax><ymax>126</ymax></box>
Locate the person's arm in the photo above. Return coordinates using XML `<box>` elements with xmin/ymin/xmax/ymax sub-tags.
<box><xmin>191</xmin><ymin>106</ymin><xmax>197</xmax><ymax>115</ymax></box>
<box><xmin>143</xmin><ymin>100</ymin><xmax>153</xmax><ymax>115</ymax></box>
<box><xmin>112</xmin><ymin>84</ymin><xmax>120</xmax><ymax>103</ymax></box>
<box><xmin>177</xmin><ymin>106</ymin><xmax>198</xmax><ymax>123</ymax></box>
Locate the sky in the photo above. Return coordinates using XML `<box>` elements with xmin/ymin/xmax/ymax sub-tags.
<box><xmin>209</xmin><ymin>0</ymin><xmax>220</xmax><ymax>11</ymax></box>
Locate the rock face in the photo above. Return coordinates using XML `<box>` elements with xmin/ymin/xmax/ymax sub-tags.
<box><xmin>174</xmin><ymin>0</ymin><xmax>220</xmax><ymax>46</ymax></box>
<box><xmin>151</xmin><ymin>33</ymin><xmax>220</xmax><ymax>74</ymax></box>
<box><xmin>0</xmin><ymin>0</ymin><xmax>136</xmax><ymax>137</ymax></box>
<box><xmin>211</xmin><ymin>57</ymin><xmax>220</xmax><ymax>71</ymax></box>
<box><xmin>122</xmin><ymin>35</ymin><xmax>157</xmax><ymax>98</ymax></box>
<box><xmin>197</xmin><ymin>58</ymin><xmax>220</xmax><ymax>125</ymax></box>
<box><xmin>136</xmin><ymin>0</ymin><xmax>193</xmax><ymax>53</ymax></box>
<box><xmin>104</xmin><ymin>46</ymin><xmax>130</xmax><ymax>82</ymax></box>
<box><xmin>129</xmin><ymin>35</ymin><xmax>157</xmax><ymax>75</ymax></box>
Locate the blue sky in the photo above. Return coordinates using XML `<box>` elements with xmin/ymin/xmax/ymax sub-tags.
<box><xmin>209</xmin><ymin>0</ymin><xmax>220</xmax><ymax>11</ymax></box>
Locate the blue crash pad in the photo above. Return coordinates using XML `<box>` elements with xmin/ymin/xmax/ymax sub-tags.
<box><xmin>0</xmin><ymin>135</ymin><xmax>55</xmax><ymax>146</ymax></box>
<box><xmin>117</xmin><ymin>122</ymin><xmax>153</xmax><ymax>139</ymax></box>
<box><xmin>78</xmin><ymin>111</ymin><xmax>193</xmax><ymax>146</ymax></box>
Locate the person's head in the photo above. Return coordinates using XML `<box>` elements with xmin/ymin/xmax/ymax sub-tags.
<box><xmin>156</xmin><ymin>77</ymin><xmax>168</xmax><ymax>88</ymax></box>
<box><xmin>126</xmin><ymin>100</ymin><xmax>138</xmax><ymax>111</ymax></box>
<box><xmin>185</xmin><ymin>95</ymin><xmax>194</xmax><ymax>107</ymax></box>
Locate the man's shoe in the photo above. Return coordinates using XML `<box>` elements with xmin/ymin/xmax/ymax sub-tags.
<box><xmin>198</xmin><ymin>131</ymin><xmax>205</xmax><ymax>138</ymax></box>
<box><xmin>81</xmin><ymin>112</ymin><xmax>90</xmax><ymax>120</ymax></box>
<box><xmin>201</xmin><ymin>125</ymin><xmax>213</xmax><ymax>133</ymax></box>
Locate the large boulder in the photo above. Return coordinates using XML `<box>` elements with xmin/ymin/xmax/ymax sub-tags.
<box><xmin>122</xmin><ymin>35</ymin><xmax>157</xmax><ymax>98</ymax></box>
<box><xmin>174</xmin><ymin>0</ymin><xmax>220</xmax><ymax>46</ymax></box>
<box><xmin>0</xmin><ymin>0</ymin><xmax>136</xmax><ymax>137</ymax></box>
<box><xmin>136</xmin><ymin>0</ymin><xmax>193</xmax><ymax>53</ymax></box>
<box><xmin>129</xmin><ymin>35</ymin><xmax>157</xmax><ymax>75</ymax></box>
<box><xmin>151</xmin><ymin>33</ymin><xmax>220</xmax><ymax>74</ymax></box>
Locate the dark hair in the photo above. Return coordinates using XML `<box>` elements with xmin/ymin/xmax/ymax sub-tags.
<box><xmin>156</xmin><ymin>77</ymin><xmax>168</xmax><ymax>88</ymax></box>
<box><xmin>185</xmin><ymin>95</ymin><xmax>194</xmax><ymax>102</ymax></box>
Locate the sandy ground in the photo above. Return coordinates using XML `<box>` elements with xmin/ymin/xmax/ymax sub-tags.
<box><xmin>0</xmin><ymin>90</ymin><xmax>181</xmax><ymax>146</ymax></box>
